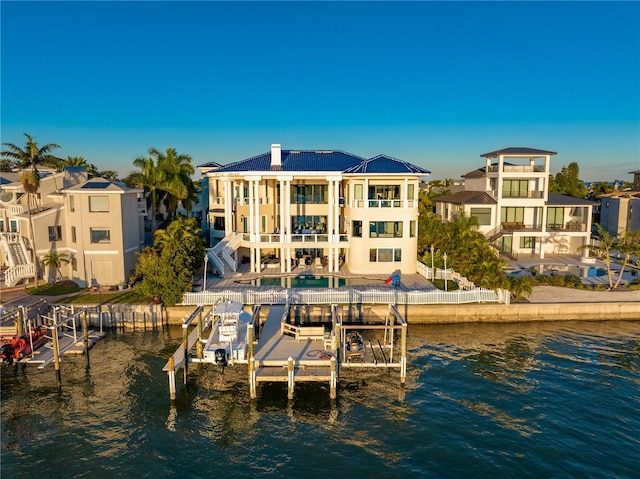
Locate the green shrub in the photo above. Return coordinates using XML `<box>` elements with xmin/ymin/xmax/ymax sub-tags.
<box><xmin>563</xmin><ymin>274</ymin><xmax>583</xmax><ymax>289</ymax></box>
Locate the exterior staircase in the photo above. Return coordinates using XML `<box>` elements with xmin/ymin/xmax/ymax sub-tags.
<box><xmin>207</xmin><ymin>232</ymin><xmax>242</xmax><ymax>275</ymax></box>
<box><xmin>1</xmin><ymin>233</ymin><xmax>35</xmax><ymax>286</ymax></box>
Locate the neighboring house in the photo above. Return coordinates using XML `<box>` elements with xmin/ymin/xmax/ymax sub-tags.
<box><xmin>0</xmin><ymin>168</ymin><xmax>146</xmax><ymax>287</ymax></box>
<box><xmin>597</xmin><ymin>170</ymin><xmax>640</xmax><ymax>235</ymax></box>
<box><xmin>197</xmin><ymin>144</ymin><xmax>430</xmax><ymax>275</ymax></box>
<box><xmin>434</xmin><ymin>147</ymin><xmax>596</xmax><ymax>259</ymax></box>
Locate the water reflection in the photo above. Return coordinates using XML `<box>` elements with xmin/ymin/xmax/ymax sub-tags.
<box><xmin>2</xmin><ymin>321</ymin><xmax>639</xmax><ymax>478</ymax></box>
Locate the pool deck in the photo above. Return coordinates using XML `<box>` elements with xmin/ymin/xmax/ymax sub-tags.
<box><xmin>203</xmin><ymin>263</ymin><xmax>437</xmax><ymax>291</ymax></box>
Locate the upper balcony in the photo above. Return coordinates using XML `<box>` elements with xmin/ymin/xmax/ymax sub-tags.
<box><xmin>351</xmin><ymin>199</ymin><xmax>418</xmax><ymax>208</ymax></box>
<box><xmin>487</xmin><ymin>164</ymin><xmax>546</xmax><ymax>174</ymax></box>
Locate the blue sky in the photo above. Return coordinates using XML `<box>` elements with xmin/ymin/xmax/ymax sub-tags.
<box><xmin>2</xmin><ymin>1</ymin><xmax>639</xmax><ymax>181</ymax></box>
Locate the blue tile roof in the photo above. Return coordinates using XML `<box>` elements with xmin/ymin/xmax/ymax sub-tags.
<box><xmin>343</xmin><ymin>154</ymin><xmax>430</xmax><ymax>174</ymax></box>
<box><xmin>201</xmin><ymin>150</ymin><xmax>430</xmax><ymax>175</ymax></box>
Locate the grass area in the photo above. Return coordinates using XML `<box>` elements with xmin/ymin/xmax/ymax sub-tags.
<box><xmin>431</xmin><ymin>279</ymin><xmax>459</xmax><ymax>291</ymax></box>
<box><xmin>63</xmin><ymin>289</ymin><xmax>152</xmax><ymax>304</ymax></box>
<box><xmin>27</xmin><ymin>280</ymin><xmax>81</xmax><ymax>296</ymax></box>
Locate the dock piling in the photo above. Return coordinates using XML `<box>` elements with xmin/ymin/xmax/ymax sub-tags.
<box><xmin>82</xmin><ymin>309</ymin><xmax>90</xmax><ymax>369</ymax></box>
<box><xmin>287</xmin><ymin>356</ymin><xmax>294</xmax><ymax>400</ymax></box>
<box><xmin>168</xmin><ymin>356</ymin><xmax>176</xmax><ymax>401</ymax></box>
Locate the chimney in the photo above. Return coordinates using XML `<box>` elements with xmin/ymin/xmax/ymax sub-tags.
<box><xmin>271</xmin><ymin>144</ymin><xmax>281</xmax><ymax>168</ymax></box>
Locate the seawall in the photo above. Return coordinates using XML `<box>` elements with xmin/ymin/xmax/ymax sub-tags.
<box><xmin>165</xmin><ymin>302</ymin><xmax>639</xmax><ymax>325</ymax></box>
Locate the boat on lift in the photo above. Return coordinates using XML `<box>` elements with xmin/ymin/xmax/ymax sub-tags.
<box><xmin>345</xmin><ymin>330</ymin><xmax>365</xmax><ymax>361</ymax></box>
<box><xmin>203</xmin><ymin>300</ymin><xmax>251</xmax><ymax>371</ymax></box>
<box><xmin>1</xmin><ymin>327</ymin><xmax>49</xmax><ymax>365</ymax></box>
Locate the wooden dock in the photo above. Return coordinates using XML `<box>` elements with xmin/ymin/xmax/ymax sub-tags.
<box><xmin>250</xmin><ymin>305</ymin><xmax>337</xmax><ymax>399</ymax></box>
<box><xmin>163</xmin><ymin>302</ymin><xmax>407</xmax><ymax>401</ymax></box>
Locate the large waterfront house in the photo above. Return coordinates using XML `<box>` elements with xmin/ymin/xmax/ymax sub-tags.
<box><xmin>434</xmin><ymin>147</ymin><xmax>596</xmax><ymax>259</ymax></box>
<box><xmin>597</xmin><ymin>170</ymin><xmax>640</xmax><ymax>235</ymax></box>
<box><xmin>0</xmin><ymin>167</ymin><xmax>146</xmax><ymax>287</ymax></box>
<box><xmin>198</xmin><ymin>145</ymin><xmax>430</xmax><ymax>276</ymax></box>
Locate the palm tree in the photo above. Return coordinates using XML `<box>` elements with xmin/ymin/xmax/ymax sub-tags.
<box><xmin>62</xmin><ymin>156</ymin><xmax>99</xmax><ymax>177</ymax></box>
<box><xmin>159</xmin><ymin>148</ymin><xmax>196</xmax><ymax>221</ymax></box>
<box><xmin>154</xmin><ymin>217</ymin><xmax>204</xmax><ymax>270</ymax></box>
<box><xmin>1</xmin><ymin>133</ymin><xmax>62</xmax><ymax>285</ymax></box>
<box><xmin>577</xmin><ymin>224</ymin><xmax>617</xmax><ymax>289</ymax></box>
<box><xmin>126</xmin><ymin>147</ymin><xmax>192</xmax><ymax>236</ymax></box>
<box><xmin>509</xmin><ymin>276</ymin><xmax>534</xmax><ymax>301</ymax></box>
<box><xmin>40</xmin><ymin>250</ymin><xmax>70</xmax><ymax>283</ymax></box>
<box><xmin>611</xmin><ymin>230</ymin><xmax>640</xmax><ymax>290</ymax></box>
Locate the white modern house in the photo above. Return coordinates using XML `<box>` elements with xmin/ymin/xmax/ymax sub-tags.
<box><xmin>597</xmin><ymin>170</ymin><xmax>640</xmax><ymax>235</ymax></box>
<box><xmin>0</xmin><ymin>167</ymin><xmax>146</xmax><ymax>287</ymax></box>
<box><xmin>198</xmin><ymin>144</ymin><xmax>430</xmax><ymax>276</ymax></box>
<box><xmin>434</xmin><ymin>147</ymin><xmax>596</xmax><ymax>259</ymax></box>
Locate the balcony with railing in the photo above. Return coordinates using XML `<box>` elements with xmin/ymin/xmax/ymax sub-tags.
<box><xmin>241</xmin><ymin>232</ymin><xmax>349</xmax><ymax>245</ymax></box>
<box><xmin>352</xmin><ymin>199</ymin><xmax>418</xmax><ymax>208</ymax></box>
<box><xmin>487</xmin><ymin>164</ymin><xmax>546</xmax><ymax>173</ymax></box>
<box><xmin>547</xmin><ymin>221</ymin><xmax>587</xmax><ymax>232</ymax></box>
<box><xmin>501</xmin><ymin>190</ymin><xmax>544</xmax><ymax>199</ymax></box>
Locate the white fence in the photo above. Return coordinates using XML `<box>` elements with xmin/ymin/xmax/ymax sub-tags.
<box><xmin>182</xmin><ymin>287</ymin><xmax>507</xmax><ymax>307</ymax></box>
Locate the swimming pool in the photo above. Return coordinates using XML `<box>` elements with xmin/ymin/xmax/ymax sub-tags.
<box><xmin>535</xmin><ymin>264</ymin><xmax>607</xmax><ymax>278</ymax></box>
<box><xmin>235</xmin><ymin>275</ymin><xmax>383</xmax><ymax>288</ymax></box>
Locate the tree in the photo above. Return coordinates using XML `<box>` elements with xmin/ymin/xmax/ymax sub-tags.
<box><xmin>40</xmin><ymin>250</ymin><xmax>70</xmax><ymax>283</ymax></box>
<box><xmin>577</xmin><ymin>224</ymin><xmax>618</xmax><ymax>290</ymax></box>
<box><xmin>159</xmin><ymin>149</ymin><xmax>196</xmax><ymax>221</ymax></box>
<box><xmin>549</xmin><ymin>162</ymin><xmax>587</xmax><ymax>198</ymax></box>
<box><xmin>132</xmin><ymin>217</ymin><xmax>204</xmax><ymax>306</ymax></box>
<box><xmin>62</xmin><ymin>156</ymin><xmax>98</xmax><ymax>177</ymax></box>
<box><xmin>508</xmin><ymin>275</ymin><xmax>534</xmax><ymax>301</ymax></box>
<box><xmin>611</xmin><ymin>230</ymin><xmax>640</xmax><ymax>290</ymax></box>
<box><xmin>125</xmin><ymin>147</ymin><xmax>193</xmax><ymax>236</ymax></box>
<box><xmin>1</xmin><ymin>133</ymin><xmax>62</xmax><ymax>285</ymax></box>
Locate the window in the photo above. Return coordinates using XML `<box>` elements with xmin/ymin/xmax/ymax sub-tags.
<box><xmin>547</xmin><ymin>207</ymin><xmax>564</xmax><ymax>228</ymax></box>
<box><xmin>354</xmin><ymin>184</ymin><xmax>363</xmax><ymax>200</ymax></box>
<box><xmin>0</xmin><ymin>219</ymin><xmax>3</xmax><ymax>232</ymax></box>
<box><xmin>369</xmin><ymin>221</ymin><xmax>403</xmax><ymax>238</ymax></box>
<box><xmin>520</xmin><ymin>237</ymin><xmax>536</xmax><ymax>249</ymax></box>
<box><xmin>368</xmin><ymin>185</ymin><xmax>400</xmax><ymax>200</ymax></box>
<box><xmin>9</xmin><ymin>219</ymin><xmax>18</xmax><ymax>233</ymax></box>
<box><xmin>90</xmin><ymin>228</ymin><xmax>110</xmax><ymax>243</ymax></box>
<box><xmin>503</xmin><ymin>180</ymin><xmax>529</xmax><ymax>198</ymax></box>
<box><xmin>71</xmin><ymin>257</ymin><xmax>78</xmax><ymax>271</ymax></box>
<box><xmin>89</xmin><ymin>196</ymin><xmax>109</xmax><ymax>212</ymax></box>
<box><xmin>71</xmin><ymin>226</ymin><xmax>77</xmax><ymax>243</ymax></box>
<box><xmin>501</xmin><ymin>207</ymin><xmax>524</xmax><ymax>224</ymax></box>
<box><xmin>291</xmin><ymin>184</ymin><xmax>327</xmax><ymax>204</ymax></box>
<box><xmin>70</xmin><ymin>195</ymin><xmax>75</xmax><ymax>212</ymax></box>
<box><xmin>48</xmin><ymin>226</ymin><xmax>62</xmax><ymax>241</ymax></box>
<box><xmin>410</xmin><ymin>220</ymin><xmax>416</xmax><ymax>237</ymax></box>
<box><xmin>470</xmin><ymin>207</ymin><xmax>492</xmax><ymax>226</ymax></box>
<box><xmin>407</xmin><ymin>184</ymin><xmax>415</xmax><ymax>200</ymax></box>
<box><xmin>352</xmin><ymin>220</ymin><xmax>362</xmax><ymax>237</ymax></box>
<box><xmin>213</xmin><ymin>216</ymin><xmax>225</xmax><ymax>231</ymax></box>
<box><xmin>369</xmin><ymin>248</ymin><xmax>402</xmax><ymax>262</ymax></box>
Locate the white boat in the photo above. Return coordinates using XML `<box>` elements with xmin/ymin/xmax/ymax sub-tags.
<box><xmin>345</xmin><ymin>331</ymin><xmax>365</xmax><ymax>361</ymax></box>
<box><xmin>203</xmin><ymin>300</ymin><xmax>251</xmax><ymax>370</ymax></box>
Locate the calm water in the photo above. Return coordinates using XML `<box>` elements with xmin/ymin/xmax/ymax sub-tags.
<box><xmin>2</xmin><ymin>321</ymin><xmax>639</xmax><ymax>478</ymax></box>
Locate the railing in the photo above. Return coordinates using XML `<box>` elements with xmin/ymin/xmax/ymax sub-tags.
<box><xmin>242</xmin><ymin>232</ymin><xmax>349</xmax><ymax>244</ymax></box>
<box><xmin>547</xmin><ymin>222</ymin><xmax>587</xmax><ymax>232</ymax></box>
<box><xmin>9</xmin><ymin>205</ymin><xmax>25</xmax><ymax>214</ymax></box>
<box><xmin>351</xmin><ymin>199</ymin><xmax>417</xmax><ymax>208</ymax></box>
<box><xmin>416</xmin><ymin>261</ymin><xmax>475</xmax><ymax>290</ymax></box>
<box><xmin>501</xmin><ymin>191</ymin><xmax>544</xmax><ymax>199</ymax></box>
<box><xmin>5</xmin><ymin>263</ymin><xmax>35</xmax><ymax>287</ymax></box>
<box><xmin>183</xmin><ymin>287</ymin><xmax>507</xmax><ymax>306</ymax></box>
<box><xmin>487</xmin><ymin>165</ymin><xmax>546</xmax><ymax>173</ymax></box>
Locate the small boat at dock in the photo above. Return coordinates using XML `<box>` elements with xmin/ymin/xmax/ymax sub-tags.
<box><xmin>345</xmin><ymin>331</ymin><xmax>365</xmax><ymax>361</ymax></box>
<box><xmin>203</xmin><ymin>300</ymin><xmax>251</xmax><ymax>371</ymax></box>
<box><xmin>1</xmin><ymin>327</ymin><xmax>49</xmax><ymax>365</ymax></box>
